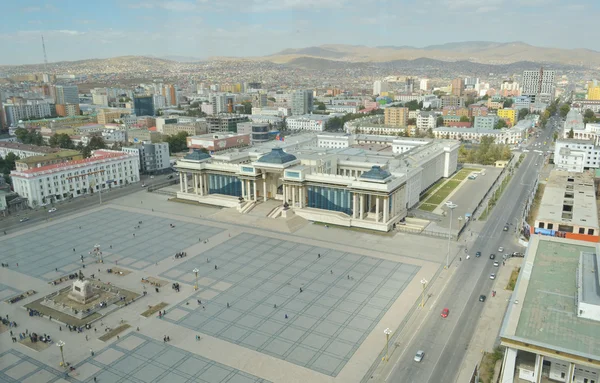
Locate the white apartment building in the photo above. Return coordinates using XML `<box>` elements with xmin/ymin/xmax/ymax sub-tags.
<box><xmin>122</xmin><ymin>142</ymin><xmax>170</xmax><ymax>173</ymax></box>
<box><xmin>101</xmin><ymin>129</ymin><xmax>127</xmax><ymax>143</ymax></box>
<box><xmin>11</xmin><ymin>150</ymin><xmax>140</xmax><ymax>207</ymax></box>
<box><xmin>554</xmin><ymin>139</ymin><xmax>600</xmax><ymax>172</ymax></box>
<box><xmin>316</xmin><ymin>134</ymin><xmax>355</xmax><ymax>149</ymax></box>
<box><xmin>328</xmin><ymin>105</ymin><xmax>358</xmax><ymax>114</ymax></box>
<box><xmin>434</xmin><ymin>119</ymin><xmax>530</xmax><ymax>144</ymax></box>
<box><xmin>373</xmin><ymin>80</ymin><xmax>389</xmax><ymax>96</ymax></box>
<box><xmin>416</xmin><ymin>112</ymin><xmax>437</xmax><ymax>131</ymax></box>
<box><xmin>3</xmin><ymin>101</ymin><xmax>52</xmax><ymax>126</ymax></box>
<box><xmin>521</xmin><ymin>69</ymin><xmax>555</xmax><ymax>102</ymax></box>
<box><xmin>419</xmin><ymin>79</ymin><xmax>430</xmax><ymax>91</ymax></box>
<box><xmin>286</xmin><ymin>115</ymin><xmax>333</xmax><ymax>131</ymax></box>
<box><xmin>251</xmin><ymin>107</ymin><xmax>290</xmax><ymax>117</ymax></box>
<box><xmin>91</xmin><ymin>88</ymin><xmax>109</xmax><ymax>106</ymax></box>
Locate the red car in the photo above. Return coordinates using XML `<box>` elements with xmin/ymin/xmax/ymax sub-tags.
<box><xmin>441</xmin><ymin>308</ymin><xmax>449</xmax><ymax>318</ymax></box>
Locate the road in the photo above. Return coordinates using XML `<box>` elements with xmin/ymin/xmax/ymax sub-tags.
<box><xmin>0</xmin><ymin>173</ymin><xmax>174</xmax><ymax>232</ymax></box>
<box><xmin>385</xmin><ymin>118</ymin><xmax>558</xmax><ymax>383</ymax></box>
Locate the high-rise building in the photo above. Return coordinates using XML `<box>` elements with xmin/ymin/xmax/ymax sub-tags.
<box><xmin>291</xmin><ymin>90</ymin><xmax>313</xmax><ymax>115</ymax></box>
<box><xmin>451</xmin><ymin>78</ymin><xmax>464</xmax><ymax>97</ymax></box>
<box><xmin>384</xmin><ymin>107</ymin><xmax>409</xmax><ymax>127</ymax></box>
<box><xmin>252</xmin><ymin>93</ymin><xmax>268</xmax><ymax>108</ymax></box>
<box><xmin>405</xmin><ymin>77</ymin><xmax>415</xmax><ymax>93</ymax></box>
<box><xmin>133</xmin><ymin>95</ymin><xmax>155</xmax><ymax>117</ymax></box>
<box><xmin>122</xmin><ymin>142</ymin><xmax>170</xmax><ymax>173</ymax></box>
<box><xmin>419</xmin><ymin>78</ymin><xmax>430</xmax><ymax>91</ymax></box>
<box><xmin>55</xmin><ymin>104</ymin><xmax>80</xmax><ymax>117</ymax></box>
<box><xmin>587</xmin><ymin>83</ymin><xmax>600</xmax><ymax>100</ymax></box>
<box><xmin>521</xmin><ymin>68</ymin><xmax>556</xmax><ymax>102</ymax></box>
<box><xmin>53</xmin><ymin>85</ymin><xmax>79</xmax><ymax>105</ymax></box>
<box><xmin>162</xmin><ymin>85</ymin><xmax>178</xmax><ymax>106</ymax></box>
<box><xmin>91</xmin><ymin>88</ymin><xmax>109</xmax><ymax>106</ymax></box>
<box><xmin>153</xmin><ymin>94</ymin><xmax>167</xmax><ymax>110</ymax></box>
<box><xmin>3</xmin><ymin>101</ymin><xmax>52</xmax><ymax>125</ymax></box>
<box><xmin>211</xmin><ymin>94</ymin><xmax>236</xmax><ymax>114</ymax></box>
<box><xmin>373</xmin><ymin>80</ymin><xmax>389</xmax><ymax>96</ymax></box>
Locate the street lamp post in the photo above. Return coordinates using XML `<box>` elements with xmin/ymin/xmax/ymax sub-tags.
<box><xmin>56</xmin><ymin>340</ymin><xmax>66</xmax><ymax>367</ymax></box>
<box><xmin>193</xmin><ymin>268</ymin><xmax>199</xmax><ymax>291</ymax></box>
<box><xmin>445</xmin><ymin>202</ymin><xmax>458</xmax><ymax>269</ymax></box>
<box><xmin>420</xmin><ymin>278</ymin><xmax>428</xmax><ymax>307</ymax></box>
<box><xmin>384</xmin><ymin>328</ymin><xmax>392</xmax><ymax>362</ymax></box>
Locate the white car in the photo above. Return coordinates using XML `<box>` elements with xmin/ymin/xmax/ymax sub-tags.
<box><xmin>490</xmin><ymin>273</ymin><xmax>496</xmax><ymax>280</ymax></box>
<box><xmin>48</xmin><ymin>208</ymin><xmax>57</xmax><ymax>213</ymax></box>
<box><xmin>414</xmin><ymin>350</ymin><xmax>425</xmax><ymax>362</ymax></box>
<box><xmin>498</xmin><ymin>246</ymin><xmax>504</xmax><ymax>252</ymax></box>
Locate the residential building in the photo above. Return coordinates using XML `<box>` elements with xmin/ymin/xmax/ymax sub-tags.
<box><xmin>451</xmin><ymin>78</ymin><xmax>464</xmax><ymax>96</ymax></box>
<box><xmin>554</xmin><ymin>139</ymin><xmax>600</xmax><ymax>172</ymax></box>
<box><xmin>474</xmin><ymin>115</ymin><xmax>499</xmax><ymax>130</ymax></box>
<box><xmin>468</xmin><ymin>105</ymin><xmax>489</xmax><ymax>117</ymax></box>
<box><xmin>416</xmin><ymin>112</ymin><xmax>437</xmax><ymax>131</ymax></box>
<box><xmin>53</xmin><ymin>85</ymin><xmax>79</xmax><ymax>105</ymax></box>
<box><xmin>441</xmin><ymin>95</ymin><xmax>465</xmax><ymax>108</ymax></box>
<box><xmin>0</xmin><ymin>142</ymin><xmax>62</xmax><ymax>159</ymax></box>
<box><xmin>55</xmin><ymin>104</ymin><xmax>80</xmax><ymax>118</ymax></box>
<box><xmin>521</xmin><ymin>68</ymin><xmax>556</xmax><ymax>103</ymax></box>
<box><xmin>588</xmin><ymin>85</ymin><xmax>600</xmax><ymax>100</ymax></box>
<box><xmin>286</xmin><ymin>115</ymin><xmax>333</xmax><ymax>131</ymax></box>
<box><xmin>102</xmin><ymin>129</ymin><xmax>128</xmax><ymax>143</ymax></box>
<box><xmin>384</xmin><ymin>107</ymin><xmax>409</xmax><ymax>127</ymax></box>
<box><xmin>572</xmin><ymin>100</ymin><xmax>600</xmax><ymax>113</ymax></box>
<box><xmin>162</xmin><ymin>122</ymin><xmax>207</xmax><ymax>137</ymax></box>
<box><xmin>499</xmin><ymin>236</ymin><xmax>600</xmax><ymax>383</ymax></box>
<box><xmin>210</xmin><ymin>94</ymin><xmax>235</xmax><ymax>114</ymax></box>
<box><xmin>251</xmin><ymin>93</ymin><xmax>268</xmax><ymax>108</ymax></box>
<box><xmin>500</xmin><ymin>79</ymin><xmax>520</xmax><ymax>97</ymax></box>
<box><xmin>291</xmin><ymin>90</ymin><xmax>314</xmax><ymax>115</ymax></box>
<box><xmin>155</xmin><ymin>117</ymin><xmax>178</xmax><ymax>133</ymax></box>
<box><xmin>532</xmin><ymin>170</ymin><xmax>599</xmax><ymax>240</ymax></box>
<box><xmin>487</xmin><ymin>99</ymin><xmax>504</xmax><ymax>110</ymax></box>
<box><xmin>3</xmin><ymin>101</ymin><xmax>52</xmax><ymax>125</ymax></box>
<box><xmin>419</xmin><ymin>78</ymin><xmax>430</xmax><ymax>92</ymax></box>
<box><xmin>91</xmin><ymin>88</ymin><xmax>109</xmax><ymax>106</ymax></box>
<box><xmin>497</xmin><ymin>108</ymin><xmax>517</xmax><ymax>126</ymax></box>
<box><xmin>14</xmin><ymin>150</ymin><xmax>82</xmax><ymax>171</ymax></box>
<box><xmin>153</xmin><ymin>94</ymin><xmax>167</xmax><ymax>110</ymax></box>
<box><xmin>97</xmin><ymin>108</ymin><xmax>132</xmax><ymax>125</ymax></box>
<box><xmin>127</xmin><ymin>128</ymin><xmax>162</xmax><ymax>144</ymax></box>
<box><xmin>174</xmin><ymin>133</ymin><xmax>459</xmax><ymax>232</ymax></box>
<box><xmin>11</xmin><ymin>150</ymin><xmax>140</xmax><ymax>207</ymax></box>
<box><xmin>122</xmin><ymin>142</ymin><xmax>170</xmax><ymax>173</ymax></box>
<box><xmin>201</xmin><ymin>103</ymin><xmax>214</xmax><ymax>115</ymax></box>
<box><xmin>133</xmin><ymin>96</ymin><xmax>154</xmax><ymax>117</ymax></box>
<box><xmin>373</xmin><ymin>80</ymin><xmax>389</xmax><ymax>96</ymax></box>
<box><xmin>442</xmin><ymin>107</ymin><xmax>469</xmax><ymax>117</ymax></box>
<box><xmin>433</xmin><ymin>119</ymin><xmax>530</xmax><ymax>144</ymax></box>
<box><xmin>512</xmin><ymin>96</ymin><xmax>532</xmax><ymax>111</ymax></box>
<box><xmin>206</xmin><ymin>114</ymin><xmax>248</xmax><ymax>133</ymax></box>
<box><xmin>162</xmin><ymin>84</ymin><xmax>178</xmax><ymax>106</ymax></box>
<box><xmin>186</xmin><ymin>133</ymin><xmax>250</xmax><ymax>153</ymax></box>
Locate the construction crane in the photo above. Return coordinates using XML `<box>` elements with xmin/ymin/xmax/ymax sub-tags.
<box><xmin>41</xmin><ymin>35</ymin><xmax>48</xmax><ymax>77</ymax></box>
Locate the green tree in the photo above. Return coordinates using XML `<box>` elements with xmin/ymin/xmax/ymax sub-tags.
<box><xmin>88</xmin><ymin>136</ymin><xmax>107</xmax><ymax>151</ymax></box>
<box><xmin>241</xmin><ymin>101</ymin><xmax>252</xmax><ymax>114</ymax></box>
<box><xmin>495</xmin><ymin>119</ymin><xmax>508</xmax><ymax>129</ymax></box>
<box><xmin>568</xmin><ymin>128</ymin><xmax>574</xmax><ymax>138</ymax></box>
<box><xmin>316</xmin><ymin>102</ymin><xmax>327</xmax><ymax>111</ymax></box>
<box><xmin>583</xmin><ymin>109</ymin><xmax>598</xmax><ymax>124</ymax></box>
<box><xmin>325</xmin><ymin>117</ymin><xmax>343</xmax><ymax>131</ymax></box>
<box><xmin>404</xmin><ymin>100</ymin><xmax>419</xmax><ymax>111</ymax></box>
<box><xmin>465</xmin><ymin>97</ymin><xmax>475</xmax><ymax>107</ymax></box>
<box><xmin>15</xmin><ymin>128</ymin><xmax>44</xmax><ymax>145</ymax></box>
<box><xmin>503</xmin><ymin>99</ymin><xmax>513</xmax><ymax>108</ymax></box>
<box><xmin>559</xmin><ymin>104</ymin><xmax>570</xmax><ymax>118</ymax></box>
<box><xmin>518</xmin><ymin>108</ymin><xmax>529</xmax><ymax>121</ymax></box>
<box><xmin>436</xmin><ymin>116</ymin><xmax>445</xmax><ymax>127</ymax></box>
<box><xmin>459</xmin><ymin>116</ymin><xmax>470</xmax><ymax>122</ymax></box>
<box><xmin>552</xmin><ymin>132</ymin><xmax>558</xmax><ymax>141</ymax></box>
<box><xmin>407</xmin><ymin>118</ymin><xmax>416</xmax><ymax>125</ymax></box>
<box><xmin>164</xmin><ymin>131</ymin><xmax>189</xmax><ymax>154</ymax></box>
<box><xmin>49</xmin><ymin>133</ymin><xmax>74</xmax><ymax>149</ymax></box>
<box><xmin>268</xmin><ymin>97</ymin><xmax>276</xmax><ymax>102</ymax></box>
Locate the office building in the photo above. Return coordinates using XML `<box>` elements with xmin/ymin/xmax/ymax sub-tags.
<box><xmin>0</xmin><ymin>142</ymin><xmax>62</xmax><ymax>160</ymax></box>
<box><xmin>162</xmin><ymin>122</ymin><xmax>207</xmax><ymax>137</ymax></box>
<box><xmin>451</xmin><ymin>78</ymin><xmax>464</xmax><ymax>96</ymax></box>
<box><xmin>133</xmin><ymin>96</ymin><xmax>155</xmax><ymax>117</ymax></box>
<box><xmin>122</xmin><ymin>142</ymin><xmax>170</xmax><ymax>173</ymax></box>
<box><xmin>174</xmin><ymin>133</ymin><xmax>459</xmax><ymax>232</ymax></box>
<box><xmin>14</xmin><ymin>150</ymin><xmax>82</xmax><ymax>171</ymax></box>
<box><xmin>186</xmin><ymin>133</ymin><xmax>250</xmax><ymax>153</ymax></box>
<box><xmin>97</xmin><ymin>108</ymin><xmax>132</xmax><ymax>125</ymax></box>
<box><xmin>286</xmin><ymin>115</ymin><xmax>333</xmax><ymax>131</ymax></box>
<box><xmin>497</xmin><ymin>108</ymin><xmax>517</xmax><ymax>126</ymax></box>
<box><xmin>91</xmin><ymin>88</ymin><xmax>109</xmax><ymax>106</ymax></box>
<box><xmin>53</xmin><ymin>85</ymin><xmax>79</xmax><ymax>105</ymax></box>
<box><xmin>433</xmin><ymin>119</ymin><xmax>530</xmax><ymax>144</ymax></box>
<box><xmin>211</xmin><ymin>94</ymin><xmax>235</xmax><ymax>114</ymax></box>
<box><xmin>251</xmin><ymin>93</ymin><xmax>268</xmax><ymax>108</ymax></box>
<box><xmin>153</xmin><ymin>94</ymin><xmax>167</xmax><ymax>110</ymax></box>
<box><xmin>419</xmin><ymin>78</ymin><xmax>430</xmax><ymax>91</ymax></box>
<box><xmin>474</xmin><ymin>115</ymin><xmax>499</xmax><ymax>130</ymax></box>
<box><xmin>11</xmin><ymin>150</ymin><xmax>140</xmax><ymax>207</ymax></box>
<box><xmin>521</xmin><ymin>68</ymin><xmax>556</xmax><ymax>103</ymax></box>
<box><xmin>236</xmin><ymin>122</ymin><xmax>278</xmax><ymax>143</ymax></box>
<box><xmin>499</xmin><ymin>235</ymin><xmax>600</xmax><ymax>383</ymax></box>
<box><xmin>162</xmin><ymin>84</ymin><xmax>178</xmax><ymax>106</ymax></box>
<box><xmin>442</xmin><ymin>107</ymin><xmax>469</xmax><ymax>117</ymax></box>
<box><xmin>55</xmin><ymin>104</ymin><xmax>80</xmax><ymax>118</ymax></box>
<box><xmin>205</xmin><ymin>114</ymin><xmax>248</xmax><ymax>133</ymax></box>
<box><xmin>441</xmin><ymin>95</ymin><xmax>465</xmax><ymax>108</ymax></box>
<box><xmin>291</xmin><ymin>90</ymin><xmax>314</xmax><ymax>115</ymax></box>
<box><xmin>385</xmin><ymin>107</ymin><xmax>409</xmax><ymax>127</ymax></box>
<box><xmin>373</xmin><ymin>80</ymin><xmax>389</xmax><ymax>96</ymax></box>
<box><xmin>405</xmin><ymin>77</ymin><xmax>415</xmax><ymax>93</ymax></box>
<box><xmin>512</xmin><ymin>96</ymin><xmax>532</xmax><ymax>111</ymax></box>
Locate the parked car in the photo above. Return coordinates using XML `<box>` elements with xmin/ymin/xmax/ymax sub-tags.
<box><xmin>48</xmin><ymin>208</ymin><xmax>57</xmax><ymax>213</ymax></box>
<box><xmin>475</xmin><ymin>251</ymin><xmax>481</xmax><ymax>258</ymax></box>
<box><xmin>19</xmin><ymin>217</ymin><xmax>29</xmax><ymax>222</ymax></box>
<box><xmin>493</xmin><ymin>261</ymin><xmax>499</xmax><ymax>267</ymax></box>
<box><xmin>141</xmin><ymin>184</ymin><xmax>147</xmax><ymax>188</ymax></box>
<box><xmin>414</xmin><ymin>350</ymin><xmax>425</xmax><ymax>362</ymax></box>
<box><xmin>441</xmin><ymin>308</ymin><xmax>449</xmax><ymax>318</ymax></box>
<box><xmin>498</xmin><ymin>246</ymin><xmax>504</xmax><ymax>252</ymax></box>
<box><xmin>479</xmin><ymin>295</ymin><xmax>487</xmax><ymax>302</ymax></box>
<box><xmin>503</xmin><ymin>225</ymin><xmax>509</xmax><ymax>231</ymax></box>
<box><xmin>490</xmin><ymin>253</ymin><xmax>496</xmax><ymax>260</ymax></box>
<box><xmin>490</xmin><ymin>273</ymin><xmax>496</xmax><ymax>280</ymax></box>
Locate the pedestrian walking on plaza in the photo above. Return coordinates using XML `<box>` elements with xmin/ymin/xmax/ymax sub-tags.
<box><xmin>227</xmin><ymin>302</ymin><xmax>230</xmax><ymax>308</ymax></box>
<box><xmin>285</xmin><ymin>314</ymin><xmax>288</xmax><ymax>319</ymax></box>
<box><xmin>163</xmin><ymin>336</ymin><xmax>166</xmax><ymax>343</ymax></box>
<box><xmin>331</xmin><ymin>270</ymin><xmax>333</xmax><ymax>274</ymax></box>
<box><xmin>215</xmin><ymin>265</ymin><xmax>218</xmax><ymax>270</ymax></box>
<box><xmin>90</xmin><ymin>348</ymin><xmax>94</xmax><ymax>356</ymax></box>
<box><xmin>299</xmin><ymin>288</ymin><xmax>303</xmax><ymax>293</ymax></box>
<box><xmin>274</xmin><ymin>304</ymin><xmax>277</xmax><ymax>308</ymax></box>
<box><xmin>318</xmin><ymin>254</ymin><xmax>320</xmax><ymax>258</ymax></box>
<box><xmin>85</xmin><ymin>335</ymin><xmax>88</xmax><ymax>341</ymax></box>
<box><xmin>9</xmin><ymin>330</ymin><xmax>12</xmax><ymax>336</ymax></box>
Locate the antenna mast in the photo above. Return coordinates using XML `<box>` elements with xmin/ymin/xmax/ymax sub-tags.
<box><xmin>41</xmin><ymin>35</ymin><xmax>48</xmax><ymax>73</ymax></box>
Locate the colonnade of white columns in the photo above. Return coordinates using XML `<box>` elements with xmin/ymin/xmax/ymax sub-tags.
<box><xmin>352</xmin><ymin>192</ymin><xmax>392</xmax><ymax>223</ymax></box>
<box><xmin>240</xmin><ymin>179</ymin><xmax>259</xmax><ymax>201</ymax></box>
<box><xmin>283</xmin><ymin>184</ymin><xmax>305</xmax><ymax>208</ymax></box>
<box><xmin>179</xmin><ymin>172</ymin><xmax>208</xmax><ymax>196</ymax></box>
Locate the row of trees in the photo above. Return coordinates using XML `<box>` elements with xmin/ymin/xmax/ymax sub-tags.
<box><xmin>14</xmin><ymin>128</ymin><xmax>111</xmax><ymax>159</ymax></box>
<box><xmin>324</xmin><ymin>109</ymin><xmax>383</xmax><ymax>131</ymax></box>
<box><xmin>458</xmin><ymin>136</ymin><xmax>512</xmax><ymax>165</ymax></box>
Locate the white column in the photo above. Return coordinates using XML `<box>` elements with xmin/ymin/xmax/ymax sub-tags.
<box><xmin>194</xmin><ymin>174</ymin><xmax>198</xmax><ymax>194</ymax></box>
<box><xmin>241</xmin><ymin>179</ymin><xmax>246</xmax><ymax>199</ymax></box>
<box><xmin>253</xmin><ymin>181</ymin><xmax>257</xmax><ymax>201</ymax></box>
<box><xmin>292</xmin><ymin>186</ymin><xmax>296</xmax><ymax>207</ymax></box>
<box><xmin>359</xmin><ymin>194</ymin><xmax>364</xmax><ymax>220</ymax></box>
<box><xmin>299</xmin><ymin>187</ymin><xmax>304</xmax><ymax>208</ymax></box>
<box><xmin>384</xmin><ymin>197</ymin><xmax>389</xmax><ymax>222</ymax></box>
<box><xmin>375</xmin><ymin>196</ymin><xmax>380</xmax><ymax>222</ymax></box>
<box><xmin>263</xmin><ymin>178</ymin><xmax>267</xmax><ymax>201</ymax></box>
<box><xmin>200</xmin><ymin>174</ymin><xmax>204</xmax><ymax>196</ymax></box>
<box><xmin>183</xmin><ymin>173</ymin><xmax>188</xmax><ymax>193</ymax></box>
<box><xmin>567</xmin><ymin>363</ymin><xmax>575</xmax><ymax>383</ymax></box>
<box><xmin>500</xmin><ymin>347</ymin><xmax>517</xmax><ymax>383</ymax></box>
<box><xmin>283</xmin><ymin>184</ymin><xmax>287</xmax><ymax>202</ymax></box>
<box><xmin>534</xmin><ymin>354</ymin><xmax>544</xmax><ymax>383</ymax></box>
<box><xmin>179</xmin><ymin>172</ymin><xmax>184</xmax><ymax>192</ymax></box>
<box><xmin>247</xmin><ymin>180</ymin><xmax>251</xmax><ymax>200</ymax></box>
<box><xmin>353</xmin><ymin>194</ymin><xmax>357</xmax><ymax>218</ymax></box>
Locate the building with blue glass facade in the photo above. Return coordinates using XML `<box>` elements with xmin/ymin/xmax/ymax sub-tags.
<box><xmin>175</xmin><ymin>133</ymin><xmax>459</xmax><ymax>232</ymax></box>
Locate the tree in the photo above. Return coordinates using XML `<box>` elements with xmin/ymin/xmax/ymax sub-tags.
<box><xmin>88</xmin><ymin>136</ymin><xmax>106</xmax><ymax>151</ymax></box>
<box><xmin>268</xmin><ymin>97</ymin><xmax>276</xmax><ymax>102</ymax></box>
<box><xmin>559</xmin><ymin>104</ymin><xmax>570</xmax><ymax>118</ymax></box>
<box><xmin>503</xmin><ymin>99</ymin><xmax>513</xmax><ymax>108</ymax></box>
<box><xmin>15</xmin><ymin>128</ymin><xmax>44</xmax><ymax>145</ymax></box>
<box><xmin>426</xmin><ymin>128</ymin><xmax>434</xmax><ymax>138</ymax></box>
<box><xmin>407</xmin><ymin>118</ymin><xmax>416</xmax><ymax>125</ymax></box>
<box><xmin>518</xmin><ymin>108</ymin><xmax>529</xmax><ymax>121</ymax></box>
<box><xmin>552</xmin><ymin>132</ymin><xmax>558</xmax><ymax>141</ymax></box>
<box><xmin>495</xmin><ymin>119</ymin><xmax>508</xmax><ymax>129</ymax></box>
<box><xmin>465</xmin><ymin>97</ymin><xmax>475</xmax><ymax>107</ymax></box>
<box><xmin>583</xmin><ymin>109</ymin><xmax>598</xmax><ymax>124</ymax></box>
<box><xmin>49</xmin><ymin>133</ymin><xmax>74</xmax><ymax>149</ymax></box>
<box><xmin>436</xmin><ymin>116</ymin><xmax>445</xmax><ymax>127</ymax></box>
<box><xmin>241</xmin><ymin>101</ymin><xmax>252</xmax><ymax>114</ymax></box>
<box><xmin>325</xmin><ymin>117</ymin><xmax>343</xmax><ymax>131</ymax></box>
<box><xmin>316</xmin><ymin>102</ymin><xmax>327</xmax><ymax>111</ymax></box>
<box><xmin>568</xmin><ymin>128</ymin><xmax>574</xmax><ymax>138</ymax></box>
<box><xmin>404</xmin><ymin>100</ymin><xmax>419</xmax><ymax>111</ymax></box>
<box><xmin>459</xmin><ymin>116</ymin><xmax>470</xmax><ymax>122</ymax></box>
<box><xmin>164</xmin><ymin>131</ymin><xmax>189</xmax><ymax>154</ymax></box>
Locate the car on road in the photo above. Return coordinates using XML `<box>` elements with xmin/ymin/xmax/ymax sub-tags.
<box><xmin>475</xmin><ymin>251</ymin><xmax>481</xmax><ymax>258</ymax></box>
<box><xmin>493</xmin><ymin>261</ymin><xmax>499</xmax><ymax>267</ymax></box>
<box><xmin>498</xmin><ymin>246</ymin><xmax>504</xmax><ymax>252</ymax></box>
<box><xmin>513</xmin><ymin>252</ymin><xmax>524</xmax><ymax>257</ymax></box>
<box><xmin>48</xmin><ymin>208</ymin><xmax>57</xmax><ymax>213</ymax></box>
<box><xmin>490</xmin><ymin>253</ymin><xmax>496</xmax><ymax>260</ymax></box>
<box><xmin>19</xmin><ymin>217</ymin><xmax>29</xmax><ymax>222</ymax></box>
<box><xmin>414</xmin><ymin>350</ymin><xmax>425</xmax><ymax>362</ymax></box>
<box><xmin>503</xmin><ymin>225</ymin><xmax>509</xmax><ymax>231</ymax></box>
<box><xmin>490</xmin><ymin>273</ymin><xmax>496</xmax><ymax>280</ymax></box>
<box><xmin>141</xmin><ymin>184</ymin><xmax>147</xmax><ymax>188</ymax></box>
<box><xmin>167</xmin><ymin>175</ymin><xmax>174</xmax><ymax>179</ymax></box>
<box><xmin>479</xmin><ymin>295</ymin><xmax>487</xmax><ymax>302</ymax></box>
<box><xmin>535</xmin><ymin>163</ymin><xmax>538</xmax><ymax>166</ymax></box>
<box><xmin>441</xmin><ymin>308</ymin><xmax>449</xmax><ymax>318</ymax></box>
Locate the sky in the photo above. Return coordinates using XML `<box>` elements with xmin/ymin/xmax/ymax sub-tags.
<box><xmin>0</xmin><ymin>0</ymin><xmax>598</xmax><ymax>65</ymax></box>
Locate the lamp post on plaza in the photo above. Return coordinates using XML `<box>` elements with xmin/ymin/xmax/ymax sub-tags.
<box><xmin>94</xmin><ymin>244</ymin><xmax>102</xmax><ymax>263</ymax></box>
<box><xmin>420</xmin><ymin>278</ymin><xmax>428</xmax><ymax>307</ymax></box>
<box><xmin>445</xmin><ymin>202</ymin><xmax>457</xmax><ymax>269</ymax></box>
<box><xmin>193</xmin><ymin>268</ymin><xmax>199</xmax><ymax>291</ymax></box>
<box><xmin>384</xmin><ymin>328</ymin><xmax>392</xmax><ymax>362</ymax></box>
<box><xmin>56</xmin><ymin>340</ymin><xmax>66</xmax><ymax>367</ymax></box>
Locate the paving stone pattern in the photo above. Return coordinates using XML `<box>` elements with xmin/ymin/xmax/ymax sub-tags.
<box><xmin>160</xmin><ymin>233</ymin><xmax>419</xmax><ymax>376</ymax></box>
<box><xmin>0</xmin><ymin>208</ymin><xmax>223</xmax><ymax>281</ymax></box>
<box><xmin>0</xmin><ymin>348</ymin><xmax>71</xmax><ymax>383</ymax></box>
<box><xmin>0</xmin><ymin>283</ymin><xmax>21</xmax><ymax>302</ymax></box>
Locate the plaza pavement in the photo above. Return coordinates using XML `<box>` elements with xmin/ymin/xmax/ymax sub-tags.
<box><xmin>0</xmin><ymin>190</ymin><xmax>465</xmax><ymax>383</ymax></box>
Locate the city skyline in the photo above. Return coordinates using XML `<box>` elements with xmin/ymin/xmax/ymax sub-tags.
<box><xmin>0</xmin><ymin>0</ymin><xmax>599</xmax><ymax>65</ymax></box>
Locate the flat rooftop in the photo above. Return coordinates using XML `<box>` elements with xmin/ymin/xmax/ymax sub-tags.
<box><xmin>580</xmin><ymin>252</ymin><xmax>600</xmax><ymax>306</ymax></box>
<box><xmin>536</xmin><ymin>170</ymin><xmax>599</xmax><ymax>229</ymax></box>
<box><xmin>500</xmin><ymin>236</ymin><xmax>600</xmax><ymax>360</ymax></box>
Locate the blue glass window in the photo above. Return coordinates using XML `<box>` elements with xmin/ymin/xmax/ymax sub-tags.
<box><xmin>307</xmin><ymin>186</ymin><xmax>353</xmax><ymax>216</ymax></box>
<box><xmin>208</xmin><ymin>174</ymin><xmax>242</xmax><ymax>197</ymax></box>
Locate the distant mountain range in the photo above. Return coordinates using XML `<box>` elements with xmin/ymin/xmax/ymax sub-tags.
<box><xmin>253</xmin><ymin>41</ymin><xmax>600</xmax><ymax>68</ymax></box>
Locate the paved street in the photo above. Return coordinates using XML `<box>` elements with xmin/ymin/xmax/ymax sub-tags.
<box><xmin>382</xmin><ymin>121</ymin><xmax>556</xmax><ymax>383</ymax></box>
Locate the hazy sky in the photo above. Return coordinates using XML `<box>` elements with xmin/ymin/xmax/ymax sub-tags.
<box><xmin>1</xmin><ymin>0</ymin><xmax>598</xmax><ymax>65</ymax></box>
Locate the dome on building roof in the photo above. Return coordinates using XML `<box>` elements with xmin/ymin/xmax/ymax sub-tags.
<box><xmin>184</xmin><ymin>149</ymin><xmax>211</xmax><ymax>161</ymax></box>
<box><xmin>257</xmin><ymin>148</ymin><xmax>297</xmax><ymax>164</ymax></box>
<box><xmin>360</xmin><ymin>165</ymin><xmax>391</xmax><ymax>181</ymax></box>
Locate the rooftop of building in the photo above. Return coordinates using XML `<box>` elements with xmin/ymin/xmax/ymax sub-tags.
<box><xmin>189</xmin><ymin>132</ymin><xmax>249</xmax><ymax>140</ymax></box>
<box><xmin>287</xmin><ymin>114</ymin><xmax>333</xmax><ymax>121</ymax></box>
<box><xmin>11</xmin><ymin>150</ymin><xmax>130</xmax><ymax>176</ymax></box>
<box><xmin>15</xmin><ymin>150</ymin><xmax>81</xmax><ymax>165</ymax></box>
<box><xmin>500</xmin><ymin>236</ymin><xmax>600</xmax><ymax>361</ymax></box>
<box><xmin>257</xmin><ymin>148</ymin><xmax>298</xmax><ymax>165</ymax></box>
<box><xmin>536</xmin><ymin>170</ymin><xmax>598</xmax><ymax>229</ymax></box>
<box><xmin>0</xmin><ymin>142</ymin><xmax>62</xmax><ymax>154</ymax></box>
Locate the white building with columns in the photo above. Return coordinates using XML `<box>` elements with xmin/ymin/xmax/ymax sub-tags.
<box><xmin>499</xmin><ymin>235</ymin><xmax>600</xmax><ymax>383</ymax></box>
<box><xmin>175</xmin><ymin>133</ymin><xmax>459</xmax><ymax>232</ymax></box>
